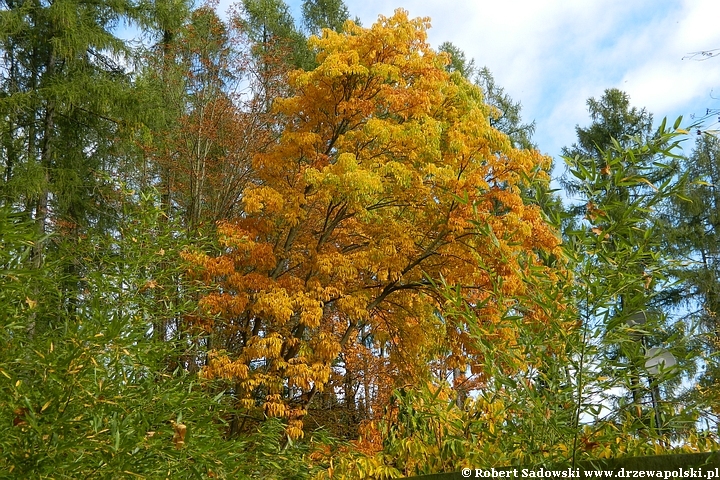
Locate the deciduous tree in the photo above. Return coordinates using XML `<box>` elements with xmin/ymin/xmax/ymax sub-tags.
<box><xmin>140</xmin><ymin>7</ymin><xmax>278</xmax><ymax>231</ymax></box>
<box><xmin>190</xmin><ymin>10</ymin><xmax>565</xmax><ymax>438</ymax></box>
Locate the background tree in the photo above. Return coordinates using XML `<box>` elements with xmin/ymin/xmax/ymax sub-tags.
<box><xmin>0</xmin><ymin>0</ymin><xmax>198</xmax><ymax>348</ymax></box>
<box><xmin>438</xmin><ymin>41</ymin><xmax>475</xmax><ymax>79</ymax></box>
<box><xmin>301</xmin><ymin>0</ymin><xmax>352</xmax><ymax>35</ymax></box>
<box><xmin>139</xmin><ymin>6</ymin><xmax>276</xmax><ymax>232</ymax></box>
<box><xmin>0</xmin><ymin>0</ymin><xmax>145</xmax><ymax>242</ymax></box>
<box><xmin>563</xmin><ymin>89</ymin><xmax>653</xmax><ymax>158</ymax></box>
<box><xmin>439</xmin><ymin>42</ymin><xmax>536</xmax><ymax>151</ymax></box>
<box><xmin>663</xmin><ymin>134</ymin><xmax>720</xmax><ymax>425</ymax></box>
<box><xmin>561</xmin><ymin>89</ymin><xmax>696</xmax><ymax>438</ymax></box>
<box><xmin>561</xmin><ymin>88</ymin><xmax>656</xmax><ymax>202</ymax></box>
<box><xmin>475</xmin><ymin>67</ymin><xmax>536</xmax><ymax>151</ymax></box>
<box><xmin>239</xmin><ymin>0</ymin><xmax>313</xmax><ymax>69</ymax></box>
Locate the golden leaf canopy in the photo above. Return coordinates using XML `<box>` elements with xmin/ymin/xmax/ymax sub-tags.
<box><xmin>192</xmin><ymin>9</ymin><xmax>566</xmax><ymax>438</ymax></box>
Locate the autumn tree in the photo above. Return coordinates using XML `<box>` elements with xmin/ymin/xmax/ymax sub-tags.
<box><xmin>437</xmin><ymin>42</ymin><xmax>562</xmax><ymax>228</ymax></box>
<box><xmin>301</xmin><ymin>0</ymin><xmax>352</xmax><ymax>35</ymax></box>
<box><xmin>190</xmin><ymin>9</ymin><xmax>566</xmax><ymax>439</ymax></box>
<box><xmin>139</xmin><ymin>6</ymin><xmax>280</xmax><ymax>231</ymax></box>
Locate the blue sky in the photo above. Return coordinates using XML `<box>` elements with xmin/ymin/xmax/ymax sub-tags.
<box><xmin>267</xmin><ymin>0</ymin><xmax>720</xmax><ymax>170</ymax></box>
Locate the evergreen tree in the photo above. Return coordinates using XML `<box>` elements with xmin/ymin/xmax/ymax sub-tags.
<box><xmin>475</xmin><ymin>67</ymin><xmax>536</xmax><ymax>151</ymax></box>
<box><xmin>561</xmin><ymin>90</ymin><xmax>693</xmax><ymax>432</ymax></box>
<box><xmin>666</xmin><ymin>135</ymin><xmax>720</xmax><ymax>326</ymax></box>
<box><xmin>561</xmin><ymin>88</ymin><xmax>657</xmax><ymax>200</ymax></box>
<box><xmin>0</xmin><ymin>0</ymin><xmax>143</xmax><ymax>227</ymax></box>
<box><xmin>663</xmin><ymin>134</ymin><xmax>720</xmax><ymax>417</ymax></box>
<box><xmin>301</xmin><ymin>0</ymin><xmax>351</xmax><ymax>35</ymax></box>
<box><xmin>563</xmin><ymin>89</ymin><xmax>653</xmax><ymax>158</ymax></box>
<box><xmin>560</xmin><ymin>89</ymin><xmax>676</xmax><ymax>233</ymax></box>
<box><xmin>439</xmin><ymin>43</ymin><xmax>536</xmax><ymax>150</ymax></box>
<box><xmin>438</xmin><ymin>41</ymin><xmax>475</xmax><ymax>79</ymax></box>
<box><xmin>239</xmin><ymin>0</ymin><xmax>313</xmax><ymax>69</ymax></box>
<box><xmin>0</xmin><ymin>0</ymin><xmax>166</xmax><ymax>325</ymax></box>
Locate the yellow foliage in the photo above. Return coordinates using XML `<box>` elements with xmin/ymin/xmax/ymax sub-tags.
<box><xmin>190</xmin><ymin>9</ymin><xmax>567</xmax><ymax>435</ymax></box>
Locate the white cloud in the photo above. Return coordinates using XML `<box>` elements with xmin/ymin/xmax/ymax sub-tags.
<box><xmin>340</xmin><ymin>0</ymin><xmax>720</xmax><ymax>159</ymax></box>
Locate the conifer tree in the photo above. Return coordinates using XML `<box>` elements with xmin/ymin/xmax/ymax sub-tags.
<box><xmin>663</xmin><ymin>134</ymin><xmax>720</xmax><ymax>416</ymax></box>
<box><xmin>0</xmin><ymin>0</ymin><xmax>139</xmax><ymax>223</ymax></box>
<box><xmin>561</xmin><ymin>90</ymin><xmax>692</xmax><ymax>432</ymax></box>
<box><xmin>301</xmin><ymin>0</ymin><xmax>351</xmax><ymax>35</ymax></box>
<box><xmin>0</xmin><ymin>0</ymin><xmax>165</xmax><ymax>323</ymax></box>
<box><xmin>240</xmin><ymin>0</ymin><xmax>313</xmax><ymax>69</ymax></box>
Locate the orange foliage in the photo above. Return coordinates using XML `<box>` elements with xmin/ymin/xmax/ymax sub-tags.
<box><xmin>190</xmin><ymin>10</ymin><xmax>565</xmax><ymax>438</ymax></box>
<box><xmin>145</xmin><ymin>6</ymin><xmax>283</xmax><ymax>229</ymax></box>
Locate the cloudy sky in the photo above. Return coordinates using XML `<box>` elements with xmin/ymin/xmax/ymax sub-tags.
<box><xmin>282</xmin><ymin>0</ymin><xmax>720</xmax><ymax>171</ymax></box>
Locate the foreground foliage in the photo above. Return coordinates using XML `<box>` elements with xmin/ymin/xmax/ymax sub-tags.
<box><xmin>0</xmin><ymin>199</ymin><xmax>321</xmax><ymax>479</ymax></box>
